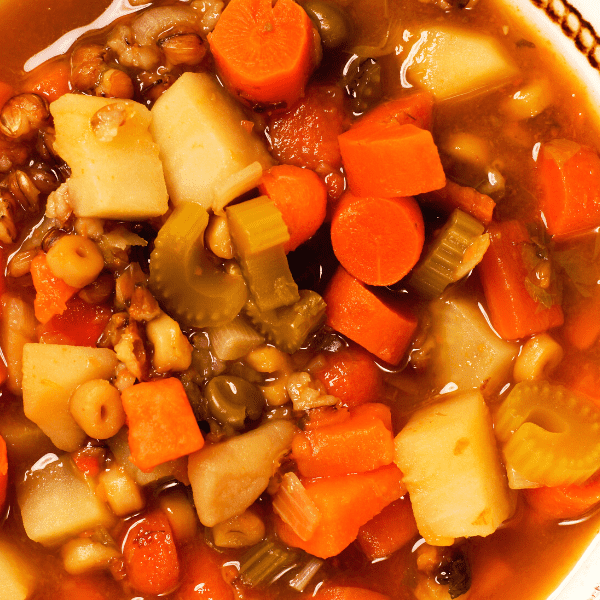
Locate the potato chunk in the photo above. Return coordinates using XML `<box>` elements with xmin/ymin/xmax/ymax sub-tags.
<box><xmin>188</xmin><ymin>420</ymin><xmax>296</xmax><ymax>526</ymax></box>
<box><xmin>150</xmin><ymin>72</ymin><xmax>273</xmax><ymax>211</ymax></box>
<box><xmin>394</xmin><ymin>391</ymin><xmax>512</xmax><ymax>545</ymax></box>
<box><xmin>430</xmin><ymin>297</ymin><xmax>518</xmax><ymax>395</ymax></box>
<box><xmin>22</xmin><ymin>344</ymin><xmax>119</xmax><ymax>452</ymax></box>
<box><xmin>401</xmin><ymin>26</ymin><xmax>519</xmax><ymax>101</ymax></box>
<box><xmin>0</xmin><ymin>539</ymin><xmax>36</xmax><ymax>600</ymax></box>
<box><xmin>50</xmin><ymin>95</ymin><xmax>168</xmax><ymax>219</ymax></box>
<box><xmin>18</xmin><ymin>454</ymin><xmax>114</xmax><ymax>546</ymax></box>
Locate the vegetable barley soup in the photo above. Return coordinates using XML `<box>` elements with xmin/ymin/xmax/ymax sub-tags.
<box><xmin>2</xmin><ymin>0</ymin><xmax>600</xmax><ymax>598</ymax></box>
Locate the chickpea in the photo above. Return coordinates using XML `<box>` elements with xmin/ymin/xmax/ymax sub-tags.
<box><xmin>96</xmin><ymin>69</ymin><xmax>135</xmax><ymax>100</ymax></box>
<box><xmin>205</xmin><ymin>214</ymin><xmax>234</xmax><ymax>259</ymax></box>
<box><xmin>69</xmin><ymin>379</ymin><xmax>126</xmax><ymax>439</ymax></box>
<box><xmin>159</xmin><ymin>33</ymin><xmax>206</xmax><ymax>66</ymax></box>
<box><xmin>46</xmin><ymin>234</ymin><xmax>105</xmax><ymax>289</ymax></box>
<box><xmin>0</xmin><ymin>93</ymin><xmax>50</xmax><ymax>139</ymax></box>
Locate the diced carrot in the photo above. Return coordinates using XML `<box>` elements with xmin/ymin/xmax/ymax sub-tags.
<box><xmin>122</xmin><ymin>509</ymin><xmax>180</xmax><ymax>596</ymax></box>
<box><xmin>275</xmin><ymin>464</ymin><xmax>406</xmax><ymax>558</ymax></box>
<box><xmin>313</xmin><ymin>585</ymin><xmax>391</xmax><ymax>600</ymax></box>
<box><xmin>30</xmin><ymin>253</ymin><xmax>79</xmax><ymax>324</ymax></box>
<box><xmin>37</xmin><ymin>295</ymin><xmax>111</xmax><ymax>347</ymax></box>
<box><xmin>536</xmin><ymin>139</ymin><xmax>600</xmax><ymax>237</ymax></box>
<box><xmin>175</xmin><ymin>541</ymin><xmax>236</xmax><ymax>600</ymax></box>
<box><xmin>258</xmin><ymin>165</ymin><xmax>327</xmax><ymax>252</ymax></box>
<box><xmin>121</xmin><ymin>378</ymin><xmax>204</xmax><ymax>472</ymax></box>
<box><xmin>563</xmin><ymin>288</ymin><xmax>600</xmax><ymax>351</ymax></box>
<box><xmin>21</xmin><ymin>58</ymin><xmax>71</xmax><ymax>103</ymax></box>
<box><xmin>0</xmin><ymin>434</ymin><xmax>7</xmax><ymax>511</ymax></box>
<box><xmin>268</xmin><ymin>84</ymin><xmax>348</xmax><ymax>197</ymax></box>
<box><xmin>478</xmin><ymin>220</ymin><xmax>564</xmax><ymax>340</ymax></box>
<box><xmin>357</xmin><ymin>496</ymin><xmax>418</xmax><ymax>560</ymax></box>
<box><xmin>208</xmin><ymin>0</ymin><xmax>319</xmax><ymax>110</ymax></box>
<box><xmin>338</xmin><ymin>122</ymin><xmax>446</xmax><ymax>198</ymax></box>
<box><xmin>523</xmin><ymin>470</ymin><xmax>600</xmax><ymax>520</ymax></box>
<box><xmin>423</xmin><ymin>180</ymin><xmax>496</xmax><ymax>226</ymax></box>
<box><xmin>292</xmin><ymin>403</ymin><xmax>394</xmax><ymax>478</ymax></box>
<box><xmin>331</xmin><ymin>192</ymin><xmax>424</xmax><ymax>286</ymax></box>
<box><xmin>312</xmin><ymin>344</ymin><xmax>382</xmax><ymax>408</ymax></box>
<box><xmin>324</xmin><ymin>266</ymin><xmax>418</xmax><ymax>365</ymax></box>
<box><xmin>353</xmin><ymin>91</ymin><xmax>434</xmax><ymax>132</ymax></box>
<box><xmin>0</xmin><ymin>82</ymin><xmax>13</xmax><ymax>111</ymax></box>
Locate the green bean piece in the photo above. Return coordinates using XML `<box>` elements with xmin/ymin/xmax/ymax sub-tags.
<box><xmin>244</xmin><ymin>290</ymin><xmax>327</xmax><ymax>354</ymax></box>
<box><xmin>303</xmin><ymin>0</ymin><xmax>352</xmax><ymax>49</ymax></box>
<box><xmin>149</xmin><ymin>202</ymin><xmax>248</xmax><ymax>328</ymax></box>
<box><xmin>239</xmin><ymin>539</ymin><xmax>300</xmax><ymax>587</ymax></box>
<box><xmin>409</xmin><ymin>209</ymin><xmax>485</xmax><ymax>299</ymax></box>
<box><xmin>495</xmin><ymin>380</ymin><xmax>600</xmax><ymax>487</ymax></box>
<box><xmin>227</xmin><ymin>197</ymin><xmax>299</xmax><ymax>311</ymax></box>
<box><xmin>205</xmin><ymin>375</ymin><xmax>265</xmax><ymax>430</ymax></box>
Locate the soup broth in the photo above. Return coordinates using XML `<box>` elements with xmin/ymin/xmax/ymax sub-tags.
<box><xmin>0</xmin><ymin>0</ymin><xmax>600</xmax><ymax>599</ymax></box>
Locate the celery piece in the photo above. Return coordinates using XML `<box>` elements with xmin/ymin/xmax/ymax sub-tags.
<box><xmin>239</xmin><ymin>540</ymin><xmax>300</xmax><ymax>587</ymax></box>
<box><xmin>208</xmin><ymin>315</ymin><xmax>264</xmax><ymax>361</ymax></box>
<box><xmin>227</xmin><ymin>196</ymin><xmax>290</xmax><ymax>255</ymax></box>
<box><xmin>409</xmin><ymin>209</ymin><xmax>485</xmax><ymax>299</ymax></box>
<box><xmin>227</xmin><ymin>197</ymin><xmax>299</xmax><ymax>311</ymax></box>
<box><xmin>495</xmin><ymin>381</ymin><xmax>600</xmax><ymax>487</ymax></box>
<box><xmin>149</xmin><ymin>202</ymin><xmax>248</xmax><ymax>328</ymax></box>
<box><xmin>244</xmin><ymin>290</ymin><xmax>327</xmax><ymax>354</ymax></box>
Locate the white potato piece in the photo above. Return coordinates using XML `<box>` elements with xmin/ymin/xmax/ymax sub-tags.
<box><xmin>22</xmin><ymin>344</ymin><xmax>119</xmax><ymax>452</ymax></box>
<box><xmin>430</xmin><ymin>297</ymin><xmax>518</xmax><ymax>395</ymax></box>
<box><xmin>188</xmin><ymin>420</ymin><xmax>296</xmax><ymax>527</ymax></box>
<box><xmin>0</xmin><ymin>539</ymin><xmax>36</xmax><ymax>600</ymax></box>
<box><xmin>107</xmin><ymin>427</ymin><xmax>190</xmax><ymax>487</ymax></box>
<box><xmin>18</xmin><ymin>454</ymin><xmax>114</xmax><ymax>547</ymax></box>
<box><xmin>50</xmin><ymin>95</ymin><xmax>169</xmax><ymax>219</ymax></box>
<box><xmin>150</xmin><ymin>72</ymin><xmax>273</xmax><ymax>211</ymax></box>
<box><xmin>402</xmin><ymin>26</ymin><xmax>519</xmax><ymax>100</ymax></box>
<box><xmin>394</xmin><ymin>391</ymin><xmax>512</xmax><ymax>545</ymax></box>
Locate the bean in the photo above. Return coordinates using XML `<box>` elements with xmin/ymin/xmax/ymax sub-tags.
<box><xmin>204</xmin><ymin>375</ymin><xmax>265</xmax><ymax>429</ymax></box>
<box><xmin>303</xmin><ymin>0</ymin><xmax>352</xmax><ymax>49</ymax></box>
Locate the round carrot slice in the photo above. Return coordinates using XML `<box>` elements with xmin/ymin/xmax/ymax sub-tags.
<box><xmin>331</xmin><ymin>192</ymin><xmax>425</xmax><ymax>286</ymax></box>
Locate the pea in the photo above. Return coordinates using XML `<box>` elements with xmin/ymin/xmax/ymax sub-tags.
<box><xmin>205</xmin><ymin>375</ymin><xmax>265</xmax><ymax>430</ymax></box>
<box><xmin>303</xmin><ymin>0</ymin><xmax>352</xmax><ymax>49</ymax></box>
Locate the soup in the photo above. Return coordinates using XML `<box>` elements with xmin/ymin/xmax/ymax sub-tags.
<box><xmin>0</xmin><ymin>0</ymin><xmax>600</xmax><ymax>599</ymax></box>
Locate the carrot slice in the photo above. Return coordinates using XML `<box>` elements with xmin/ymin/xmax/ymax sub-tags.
<box><xmin>258</xmin><ymin>164</ymin><xmax>327</xmax><ymax>252</ymax></box>
<box><xmin>331</xmin><ymin>192</ymin><xmax>424</xmax><ymax>286</ymax></box>
<box><xmin>478</xmin><ymin>220</ymin><xmax>564</xmax><ymax>340</ymax></box>
<box><xmin>121</xmin><ymin>378</ymin><xmax>204</xmax><ymax>472</ymax></box>
<box><xmin>357</xmin><ymin>496</ymin><xmax>418</xmax><ymax>560</ymax></box>
<box><xmin>208</xmin><ymin>0</ymin><xmax>319</xmax><ymax>110</ymax></box>
<box><xmin>536</xmin><ymin>139</ymin><xmax>600</xmax><ymax>237</ymax></box>
<box><xmin>313</xmin><ymin>585</ymin><xmax>391</xmax><ymax>600</ymax></box>
<box><xmin>423</xmin><ymin>180</ymin><xmax>496</xmax><ymax>226</ymax></box>
<box><xmin>523</xmin><ymin>470</ymin><xmax>600</xmax><ymax>520</ymax></box>
<box><xmin>338</xmin><ymin>122</ymin><xmax>446</xmax><ymax>198</ymax></box>
<box><xmin>30</xmin><ymin>253</ymin><xmax>79</xmax><ymax>324</ymax></box>
<box><xmin>21</xmin><ymin>58</ymin><xmax>71</xmax><ymax>102</ymax></box>
<box><xmin>122</xmin><ymin>509</ymin><xmax>180</xmax><ymax>596</ymax></box>
<box><xmin>275</xmin><ymin>464</ymin><xmax>406</xmax><ymax>558</ymax></box>
<box><xmin>324</xmin><ymin>266</ymin><xmax>418</xmax><ymax>365</ymax></box>
<box><xmin>175</xmin><ymin>541</ymin><xmax>236</xmax><ymax>600</ymax></box>
<box><xmin>353</xmin><ymin>91</ymin><xmax>434</xmax><ymax>132</ymax></box>
<box><xmin>292</xmin><ymin>403</ymin><xmax>394</xmax><ymax>478</ymax></box>
<box><xmin>312</xmin><ymin>344</ymin><xmax>382</xmax><ymax>408</ymax></box>
<box><xmin>37</xmin><ymin>295</ymin><xmax>111</xmax><ymax>347</ymax></box>
<box><xmin>0</xmin><ymin>434</ymin><xmax>7</xmax><ymax>511</ymax></box>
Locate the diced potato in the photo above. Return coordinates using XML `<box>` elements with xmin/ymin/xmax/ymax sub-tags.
<box><xmin>50</xmin><ymin>95</ymin><xmax>168</xmax><ymax>220</ymax></box>
<box><xmin>107</xmin><ymin>427</ymin><xmax>189</xmax><ymax>487</ymax></box>
<box><xmin>150</xmin><ymin>72</ymin><xmax>273</xmax><ymax>211</ymax></box>
<box><xmin>188</xmin><ymin>420</ymin><xmax>296</xmax><ymax>527</ymax></box>
<box><xmin>0</xmin><ymin>539</ymin><xmax>36</xmax><ymax>600</ymax></box>
<box><xmin>97</xmin><ymin>463</ymin><xmax>145</xmax><ymax>517</ymax></box>
<box><xmin>61</xmin><ymin>538</ymin><xmax>120</xmax><ymax>575</ymax></box>
<box><xmin>401</xmin><ymin>26</ymin><xmax>519</xmax><ymax>101</ymax></box>
<box><xmin>430</xmin><ymin>298</ymin><xmax>518</xmax><ymax>395</ymax></box>
<box><xmin>394</xmin><ymin>391</ymin><xmax>512</xmax><ymax>545</ymax></box>
<box><xmin>22</xmin><ymin>344</ymin><xmax>119</xmax><ymax>452</ymax></box>
<box><xmin>18</xmin><ymin>454</ymin><xmax>114</xmax><ymax>546</ymax></box>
